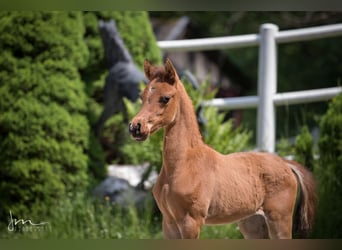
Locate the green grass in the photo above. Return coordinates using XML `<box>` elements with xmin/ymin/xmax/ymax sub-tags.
<box><xmin>200</xmin><ymin>224</ymin><xmax>242</xmax><ymax>239</ymax></box>
<box><xmin>0</xmin><ymin>192</ymin><xmax>242</xmax><ymax>239</ymax></box>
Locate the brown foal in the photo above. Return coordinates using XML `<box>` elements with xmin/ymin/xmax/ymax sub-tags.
<box><xmin>129</xmin><ymin>59</ymin><xmax>317</xmax><ymax>239</ymax></box>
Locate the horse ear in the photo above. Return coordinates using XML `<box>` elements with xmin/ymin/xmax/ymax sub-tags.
<box><xmin>144</xmin><ymin>59</ymin><xmax>154</xmax><ymax>81</ymax></box>
<box><xmin>164</xmin><ymin>58</ymin><xmax>179</xmax><ymax>85</ymax></box>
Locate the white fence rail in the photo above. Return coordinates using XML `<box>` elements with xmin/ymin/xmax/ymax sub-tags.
<box><xmin>157</xmin><ymin>23</ymin><xmax>342</xmax><ymax>152</ymax></box>
<box><xmin>158</xmin><ymin>23</ymin><xmax>342</xmax><ymax>51</ymax></box>
<box><xmin>203</xmin><ymin>87</ymin><xmax>342</xmax><ymax>109</ymax></box>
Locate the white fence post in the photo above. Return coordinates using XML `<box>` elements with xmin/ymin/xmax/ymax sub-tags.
<box><xmin>257</xmin><ymin>24</ymin><xmax>279</xmax><ymax>153</ymax></box>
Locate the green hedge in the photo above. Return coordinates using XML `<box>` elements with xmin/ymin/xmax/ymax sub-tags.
<box><xmin>313</xmin><ymin>93</ymin><xmax>342</xmax><ymax>238</ymax></box>
<box><xmin>275</xmin><ymin>94</ymin><xmax>342</xmax><ymax>238</ymax></box>
<box><xmin>0</xmin><ymin>11</ymin><xmax>162</xmax><ymax>222</ymax></box>
<box><xmin>0</xmin><ymin>11</ymin><xmax>90</xmax><ymax>219</ymax></box>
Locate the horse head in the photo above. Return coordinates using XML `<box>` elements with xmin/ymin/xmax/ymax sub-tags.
<box><xmin>129</xmin><ymin>59</ymin><xmax>180</xmax><ymax>141</ymax></box>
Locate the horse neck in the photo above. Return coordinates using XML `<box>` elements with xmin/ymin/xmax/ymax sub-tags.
<box><xmin>163</xmin><ymin>82</ymin><xmax>204</xmax><ymax>168</ymax></box>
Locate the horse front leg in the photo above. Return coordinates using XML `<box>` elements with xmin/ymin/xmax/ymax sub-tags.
<box><xmin>162</xmin><ymin>217</ymin><xmax>182</xmax><ymax>239</ymax></box>
<box><xmin>162</xmin><ymin>214</ymin><xmax>203</xmax><ymax>239</ymax></box>
<box><xmin>177</xmin><ymin>213</ymin><xmax>203</xmax><ymax>239</ymax></box>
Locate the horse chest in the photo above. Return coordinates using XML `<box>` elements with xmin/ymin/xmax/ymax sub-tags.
<box><xmin>152</xmin><ymin>175</ymin><xmax>195</xmax><ymax>220</ymax></box>
<box><xmin>152</xmin><ymin>182</ymin><xmax>176</xmax><ymax>217</ymax></box>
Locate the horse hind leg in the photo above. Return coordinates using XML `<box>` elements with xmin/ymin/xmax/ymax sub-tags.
<box><xmin>238</xmin><ymin>214</ymin><xmax>269</xmax><ymax>239</ymax></box>
<box><xmin>264</xmin><ymin>212</ymin><xmax>293</xmax><ymax>239</ymax></box>
<box><xmin>263</xmin><ymin>189</ymin><xmax>297</xmax><ymax>239</ymax></box>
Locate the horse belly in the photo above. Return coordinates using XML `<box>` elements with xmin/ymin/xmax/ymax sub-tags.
<box><xmin>205</xmin><ymin>206</ymin><xmax>258</xmax><ymax>225</ymax></box>
<box><xmin>204</xmin><ymin>179</ymin><xmax>264</xmax><ymax>225</ymax></box>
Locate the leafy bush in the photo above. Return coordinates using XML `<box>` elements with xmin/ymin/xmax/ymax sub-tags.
<box><xmin>275</xmin><ymin>94</ymin><xmax>342</xmax><ymax>238</ymax></box>
<box><xmin>277</xmin><ymin>125</ymin><xmax>315</xmax><ymax>169</ymax></box>
<box><xmin>317</xmin><ymin>93</ymin><xmax>342</xmax><ymax>193</ymax></box>
<box><xmin>294</xmin><ymin>125</ymin><xmax>314</xmax><ymax>170</ymax></box>
<box><xmin>312</xmin><ymin>93</ymin><xmax>342</xmax><ymax>238</ymax></box>
<box><xmin>0</xmin><ymin>11</ymin><xmax>90</xmax><ymax>219</ymax></box>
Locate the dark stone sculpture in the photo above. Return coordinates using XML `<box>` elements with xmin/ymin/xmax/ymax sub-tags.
<box><xmin>95</xmin><ymin>19</ymin><xmax>147</xmax><ymax>136</ymax></box>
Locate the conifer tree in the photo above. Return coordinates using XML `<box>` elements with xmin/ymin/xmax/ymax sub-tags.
<box><xmin>0</xmin><ymin>11</ymin><xmax>90</xmax><ymax>218</ymax></box>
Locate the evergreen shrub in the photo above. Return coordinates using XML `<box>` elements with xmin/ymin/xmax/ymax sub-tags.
<box><xmin>0</xmin><ymin>11</ymin><xmax>90</xmax><ymax>219</ymax></box>
<box><xmin>313</xmin><ymin>93</ymin><xmax>342</xmax><ymax>238</ymax></box>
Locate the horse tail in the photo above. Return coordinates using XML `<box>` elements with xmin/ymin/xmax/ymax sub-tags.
<box><xmin>285</xmin><ymin>159</ymin><xmax>317</xmax><ymax>238</ymax></box>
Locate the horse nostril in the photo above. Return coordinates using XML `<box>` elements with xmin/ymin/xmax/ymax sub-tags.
<box><xmin>136</xmin><ymin>123</ymin><xmax>141</xmax><ymax>135</ymax></box>
<box><xmin>129</xmin><ymin>122</ymin><xmax>142</xmax><ymax>135</ymax></box>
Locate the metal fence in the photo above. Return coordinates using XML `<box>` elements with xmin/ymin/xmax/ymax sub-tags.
<box><xmin>157</xmin><ymin>23</ymin><xmax>342</xmax><ymax>152</ymax></box>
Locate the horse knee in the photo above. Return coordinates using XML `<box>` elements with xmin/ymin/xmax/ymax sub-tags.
<box><xmin>162</xmin><ymin>218</ymin><xmax>181</xmax><ymax>239</ymax></box>
<box><xmin>178</xmin><ymin>214</ymin><xmax>203</xmax><ymax>239</ymax></box>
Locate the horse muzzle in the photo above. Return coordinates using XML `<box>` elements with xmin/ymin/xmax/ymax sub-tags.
<box><xmin>129</xmin><ymin>122</ymin><xmax>148</xmax><ymax>141</ymax></box>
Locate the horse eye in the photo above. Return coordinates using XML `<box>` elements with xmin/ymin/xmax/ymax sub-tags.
<box><xmin>159</xmin><ymin>96</ymin><xmax>170</xmax><ymax>104</ymax></box>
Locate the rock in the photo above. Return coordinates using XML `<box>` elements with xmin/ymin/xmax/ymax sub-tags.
<box><xmin>107</xmin><ymin>163</ymin><xmax>158</xmax><ymax>190</ymax></box>
<box><xmin>93</xmin><ymin>176</ymin><xmax>148</xmax><ymax>208</ymax></box>
<box><xmin>93</xmin><ymin>164</ymin><xmax>158</xmax><ymax>208</ymax></box>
